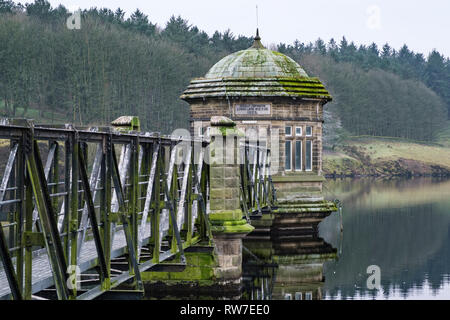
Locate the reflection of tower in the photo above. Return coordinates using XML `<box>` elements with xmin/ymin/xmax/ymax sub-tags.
<box><xmin>242</xmin><ymin>231</ymin><xmax>337</xmax><ymax>300</ymax></box>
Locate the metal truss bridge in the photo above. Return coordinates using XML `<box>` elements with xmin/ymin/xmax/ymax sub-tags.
<box><xmin>0</xmin><ymin>119</ymin><xmax>275</xmax><ymax>300</ymax></box>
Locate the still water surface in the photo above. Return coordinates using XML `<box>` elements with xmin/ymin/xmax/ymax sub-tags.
<box><xmin>320</xmin><ymin>177</ymin><xmax>450</xmax><ymax>300</ymax></box>
<box><xmin>242</xmin><ymin>177</ymin><xmax>450</xmax><ymax>300</ymax></box>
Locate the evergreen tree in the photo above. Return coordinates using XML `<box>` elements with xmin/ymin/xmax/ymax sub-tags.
<box><xmin>0</xmin><ymin>0</ymin><xmax>448</xmax><ymax>136</ymax></box>
<box><xmin>0</xmin><ymin>0</ymin><xmax>15</xmax><ymax>13</ymax></box>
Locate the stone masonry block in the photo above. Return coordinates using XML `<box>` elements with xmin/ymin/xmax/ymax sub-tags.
<box><xmin>224</xmin><ymin>198</ymin><xmax>240</xmax><ymax>210</ymax></box>
<box><xmin>224</xmin><ymin>178</ymin><xmax>239</xmax><ymax>188</ymax></box>
<box><xmin>224</xmin><ymin>166</ymin><xmax>239</xmax><ymax>177</ymax></box>
<box><xmin>211</xmin><ymin>178</ymin><xmax>226</xmax><ymax>188</ymax></box>
<box><xmin>210</xmin><ymin>166</ymin><xmax>224</xmax><ymax>179</ymax></box>
<box><xmin>210</xmin><ymin>188</ymin><xmax>233</xmax><ymax>200</ymax></box>
<box><xmin>210</xmin><ymin>198</ymin><xmax>225</xmax><ymax>210</ymax></box>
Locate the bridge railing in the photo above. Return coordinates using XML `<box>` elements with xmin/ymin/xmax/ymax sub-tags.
<box><xmin>0</xmin><ymin>118</ymin><xmax>277</xmax><ymax>300</ymax></box>
<box><xmin>0</xmin><ymin>119</ymin><xmax>212</xmax><ymax>300</ymax></box>
<box><xmin>239</xmin><ymin>142</ymin><xmax>277</xmax><ymax>218</ymax></box>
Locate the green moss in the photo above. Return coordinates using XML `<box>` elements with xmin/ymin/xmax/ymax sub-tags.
<box><xmin>249</xmin><ymin>218</ymin><xmax>273</xmax><ymax>228</ymax></box>
<box><xmin>111</xmin><ymin>116</ymin><xmax>141</xmax><ymax>131</ymax></box>
<box><xmin>273</xmin><ymin>252</ymin><xmax>337</xmax><ymax>264</ymax></box>
<box><xmin>213</xmin><ymin>219</ymin><xmax>250</xmax><ymax>226</ymax></box>
<box><xmin>182</xmin><ymin>76</ymin><xmax>332</xmax><ymax>100</ymax></box>
<box><xmin>241</xmin><ymin>48</ymin><xmax>268</xmax><ymax>66</ymax></box>
<box><xmin>142</xmin><ymin>252</ymin><xmax>217</xmax><ymax>282</ymax></box>
<box><xmin>181</xmin><ymin>42</ymin><xmax>334</xmax><ymax>100</ymax></box>
<box><xmin>271</xmin><ymin>51</ymin><xmax>302</xmax><ymax>76</ymax></box>
<box><xmin>243</xmin><ymin>247</ymin><xmax>273</xmax><ymax>259</ymax></box>
<box><xmin>273</xmin><ymin>206</ymin><xmax>337</xmax><ymax>214</ymax></box>
<box><xmin>211</xmin><ymin>221</ymin><xmax>254</xmax><ymax>234</ymax></box>
<box><xmin>217</xmin><ymin>126</ymin><xmax>243</xmax><ymax>137</ymax></box>
<box><xmin>209</xmin><ymin>209</ymin><xmax>242</xmax><ymax>221</ymax></box>
<box><xmin>204</xmin><ymin>47</ymin><xmax>308</xmax><ymax>79</ymax></box>
<box><xmin>277</xmin><ymin>201</ymin><xmax>335</xmax><ymax>208</ymax></box>
<box><xmin>209</xmin><ymin>217</ymin><xmax>255</xmax><ymax>234</ymax></box>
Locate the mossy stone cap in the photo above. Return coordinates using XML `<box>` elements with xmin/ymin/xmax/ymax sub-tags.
<box><xmin>210</xmin><ymin>116</ymin><xmax>235</xmax><ymax>127</ymax></box>
<box><xmin>181</xmin><ymin>30</ymin><xmax>332</xmax><ymax>102</ymax></box>
<box><xmin>111</xmin><ymin>116</ymin><xmax>140</xmax><ymax>131</ymax></box>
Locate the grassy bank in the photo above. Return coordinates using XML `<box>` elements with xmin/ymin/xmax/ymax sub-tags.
<box><xmin>0</xmin><ymin>102</ymin><xmax>67</xmax><ymax>123</ymax></box>
<box><xmin>323</xmin><ymin>135</ymin><xmax>450</xmax><ymax>177</ymax></box>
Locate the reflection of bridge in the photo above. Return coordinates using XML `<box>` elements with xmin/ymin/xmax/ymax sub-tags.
<box><xmin>0</xmin><ymin>118</ymin><xmax>275</xmax><ymax>300</ymax></box>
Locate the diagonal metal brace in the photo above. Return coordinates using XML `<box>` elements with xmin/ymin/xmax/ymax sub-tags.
<box><xmin>78</xmin><ymin>148</ymin><xmax>108</xmax><ymax>281</ymax></box>
<box><xmin>26</xmin><ymin>140</ymin><xmax>69</xmax><ymax>300</ymax></box>
<box><xmin>191</xmin><ymin>159</ymin><xmax>213</xmax><ymax>241</ymax></box>
<box><xmin>0</xmin><ymin>220</ymin><xmax>22</xmax><ymax>300</ymax></box>
<box><xmin>110</xmin><ymin>147</ymin><xmax>143</xmax><ymax>290</ymax></box>
<box><xmin>161</xmin><ymin>170</ymin><xmax>186</xmax><ymax>265</ymax></box>
<box><xmin>0</xmin><ymin>142</ymin><xmax>22</xmax><ymax>299</ymax></box>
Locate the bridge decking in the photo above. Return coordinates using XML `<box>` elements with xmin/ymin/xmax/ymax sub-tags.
<box><xmin>0</xmin><ymin>118</ymin><xmax>275</xmax><ymax>300</ymax></box>
<box><xmin>0</xmin><ymin>224</ymin><xmax>152</xmax><ymax>300</ymax></box>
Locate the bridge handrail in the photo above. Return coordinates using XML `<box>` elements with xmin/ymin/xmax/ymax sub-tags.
<box><xmin>0</xmin><ymin>118</ymin><xmax>212</xmax><ymax>300</ymax></box>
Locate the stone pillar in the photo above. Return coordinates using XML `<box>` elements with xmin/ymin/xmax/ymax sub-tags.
<box><xmin>208</xmin><ymin>116</ymin><xmax>254</xmax><ymax>285</ymax></box>
<box><xmin>111</xmin><ymin>116</ymin><xmax>140</xmax><ymax>132</ymax></box>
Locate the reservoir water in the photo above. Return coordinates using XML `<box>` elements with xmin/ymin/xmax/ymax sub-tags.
<box><xmin>242</xmin><ymin>177</ymin><xmax>450</xmax><ymax>300</ymax></box>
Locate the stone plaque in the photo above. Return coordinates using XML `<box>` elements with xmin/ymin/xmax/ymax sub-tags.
<box><xmin>234</xmin><ymin>104</ymin><xmax>271</xmax><ymax>115</ymax></box>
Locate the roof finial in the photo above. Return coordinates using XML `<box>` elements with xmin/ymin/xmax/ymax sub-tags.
<box><xmin>255</xmin><ymin>28</ymin><xmax>261</xmax><ymax>41</ymax></box>
<box><xmin>251</xmin><ymin>28</ymin><xmax>264</xmax><ymax>49</ymax></box>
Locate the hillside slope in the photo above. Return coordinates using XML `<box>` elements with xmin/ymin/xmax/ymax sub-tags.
<box><xmin>323</xmin><ymin>137</ymin><xmax>450</xmax><ymax>177</ymax></box>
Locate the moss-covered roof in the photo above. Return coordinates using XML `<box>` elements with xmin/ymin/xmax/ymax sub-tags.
<box><xmin>180</xmin><ymin>32</ymin><xmax>331</xmax><ymax>102</ymax></box>
<box><xmin>181</xmin><ymin>77</ymin><xmax>331</xmax><ymax>100</ymax></box>
<box><xmin>204</xmin><ymin>47</ymin><xmax>309</xmax><ymax>79</ymax></box>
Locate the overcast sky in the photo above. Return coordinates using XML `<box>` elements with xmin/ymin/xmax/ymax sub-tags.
<box><xmin>47</xmin><ymin>0</ymin><xmax>450</xmax><ymax>58</ymax></box>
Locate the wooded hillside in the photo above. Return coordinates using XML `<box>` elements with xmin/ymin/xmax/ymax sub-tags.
<box><xmin>1</xmin><ymin>0</ymin><xmax>449</xmax><ymax>141</ymax></box>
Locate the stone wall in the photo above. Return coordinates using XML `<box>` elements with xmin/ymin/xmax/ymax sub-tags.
<box><xmin>189</xmin><ymin>97</ymin><xmax>323</xmax><ymax>122</ymax></box>
<box><xmin>189</xmin><ymin>97</ymin><xmax>324</xmax><ymax>177</ymax></box>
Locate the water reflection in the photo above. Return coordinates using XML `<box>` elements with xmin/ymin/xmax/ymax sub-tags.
<box><xmin>320</xmin><ymin>177</ymin><xmax>450</xmax><ymax>300</ymax></box>
<box><xmin>141</xmin><ymin>177</ymin><xmax>450</xmax><ymax>300</ymax></box>
<box><xmin>242</xmin><ymin>233</ymin><xmax>337</xmax><ymax>300</ymax></box>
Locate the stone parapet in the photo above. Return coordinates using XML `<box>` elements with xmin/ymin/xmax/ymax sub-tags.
<box><xmin>208</xmin><ymin>116</ymin><xmax>254</xmax><ymax>283</ymax></box>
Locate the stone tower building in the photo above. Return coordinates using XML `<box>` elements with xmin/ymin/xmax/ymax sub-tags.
<box><xmin>181</xmin><ymin>30</ymin><xmax>332</xmax><ymax>200</ymax></box>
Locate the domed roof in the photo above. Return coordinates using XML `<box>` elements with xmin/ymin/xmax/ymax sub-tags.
<box><xmin>180</xmin><ymin>30</ymin><xmax>331</xmax><ymax>102</ymax></box>
<box><xmin>205</xmin><ymin>39</ymin><xmax>309</xmax><ymax>79</ymax></box>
